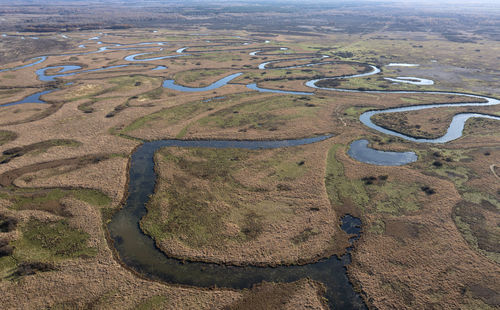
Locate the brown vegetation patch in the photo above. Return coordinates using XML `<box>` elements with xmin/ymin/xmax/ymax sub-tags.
<box><xmin>348</xmin><ymin>146</ymin><xmax>500</xmax><ymax>309</ymax></box>
<box><xmin>467</xmin><ymin>284</ymin><xmax>500</xmax><ymax>307</ymax></box>
<box><xmin>18</xmin><ymin>197</ymin><xmax>71</xmax><ymax>217</ymax></box>
<box><xmin>179</xmin><ymin>95</ymin><xmax>336</xmax><ymax>140</ymax></box>
<box><xmin>0</xmin><ymin>103</ymin><xmax>54</xmax><ymax>127</ymax></box>
<box><xmin>0</xmin><ymin>154</ymin><xmax>113</xmax><ymax>187</ymax></box>
<box><xmin>225</xmin><ymin>279</ymin><xmax>326</xmax><ymax>310</ymax></box>
<box><xmin>0</xmin><ymin>139</ymin><xmax>81</xmax><ymax>164</ymax></box>
<box><xmin>0</xmin><ymin>130</ymin><xmax>17</xmax><ymax>146</ymax></box>
<box><xmin>0</xmin><ymin>238</ymin><xmax>14</xmax><ymax>257</ymax></box>
<box><xmin>141</xmin><ymin>140</ymin><xmax>348</xmax><ymax>266</ymax></box>
<box><xmin>173</xmin><ymin>68</ymin><xmax>233</xmax><ymax>88</ymax></box>
<box><xmin>371</xmin><ymin>104</ymin><xmax>494</xmax><ymax>139</ymax></box>
<box><xmin>0</xmin><ymin>101</ymin><xmax>65</xmax><ymax>126</ymax></box>
<box><xmin>384</xmin><ymin>219</ymin><xmax>423</xmax><ymax>243</ymax></box>
<box><xmin>12</xmin><ymin>261</ymin><xmax>57</xmax><ymax>277</ymax></box>
<box><xmin>453</xmin><ymin>200</ymin><xmax>500</xmax><ymax>257</ymax></box>
<box><xmin>464</xmin><ymin>117</ymin><xmax>500</xmax><ymax>139</ymax></box>
<box><xmin>0</xmin><ymin>26</ymin><xmax>499</xmax><ymax>309</ymax></box>
<box><xmin>0</xmin><ymin>214</ymin><xmax>18</xmax><ymax>233</ymax></box>
<box><xmin>0</xmin><ymin>37</ymin><xmax>69</xmax><ymax>65</ymax></box>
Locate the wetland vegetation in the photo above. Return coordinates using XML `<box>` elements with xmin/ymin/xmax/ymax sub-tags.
<box><xmin>0</xmin><ymin>1</ymin><xmax>499</xmax><ymax>309</ymax></box>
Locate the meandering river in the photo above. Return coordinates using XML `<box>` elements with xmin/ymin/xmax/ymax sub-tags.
<box><xmin>3</xmin><ymin>38</ymin><xmax>499</xmax><ymax>309</ymax></box>
<box><xmin>108</xmin><ymin>136</ymin><xmax>367</xmax><ymax>310</ymax></box>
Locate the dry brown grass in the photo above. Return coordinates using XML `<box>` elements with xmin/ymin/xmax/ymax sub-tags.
<box><xmin>331</xmin><ymin>145</ymin><xmax>500</xmax><ymax>309</ymax></box>
<box><xmin>142</xmin><ymin>139</ymin><xmax>349</xmax><ymax>266</ymax></box>
<box><xmin>372</xmin><ymin>105</ymin><xmax>497</xmax><ymax>139</ymax></box>
<box><xmin>0</xmin><ymin>27</ymin><xmax>498</xmax><ymax>310</ymax></box>
<box><xmin>225</xmin><ymin>279</ymin><xmax>327</xmax><ymax>310</ymax></box>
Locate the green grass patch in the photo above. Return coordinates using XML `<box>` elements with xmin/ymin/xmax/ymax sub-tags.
<box><xmin>326</xmin><ymin>144</ymin><xmax>423</xmax><ymax>215</ymax></box>
<box><xmin>464</xmin><ymin>118</ymin><xmax>500</xmax><ymax>137</ymax></box>
<box><xmin>142</xmin><ymin>146</ymin><xmax>304</xmax><ymax>250</ymax></box>
<box><xmin>342</xmin><ymin>106</ymin><xmax>374</xmax><ymax>121</ymax></box>
<box><xmin>134</xmin><ymin>296</ymin><xmax>168</xmax><ymax>310</ymax></box>
<box><xmin>325</xmin><ymin>144</ymin><xmax>369</xmax><ymax>211</ymax></box>
<box><xmin>0</xmin><ymin>130</ymin><xmax>16</xmax><ymax>146</ymax></box>
<box><xmin>163</xmin><ymin>147</ymin><xmax>249</xmax><ymax>187</ymax></box>
<box><xmin>175</xmin><ymin>126</ymin><xmax>189</xmax><ymax>139</ymax></box>
<box><xmin>14</xmin><ymin>219</ymin><xmax>96</xmax><ymax>261</ymax></box>
<box><xmin>0</xmin><ymin>256</ymin><xmax>17</xmax><ymax>279</ymax></box>
<box><xmin>141</xmin><ymin>148</ymin><xmax>251</xmax><ymax>248</ymax></box>
<box><xmin>368</xmin><ymin>219</ymin><xmax>386</xmax><ymax>234</ymax></box>
<box><xmin>141</xmin><ymin>178</ymin><xmax>231</xmax><ymax>248</ymax></box>
<box><xmin>137</xmin><ymin>87</ymin><xmax>163</xmax><ymax>101</ymax></box>
<box><xmin>196</xmin><ymin>95</ymin><xmax>321</xmax><ymax>131</ymax></box>
<box><xmin>199</xmin><ymin>52</ymin><xmax>243</xmax><ymax>63</ymax></box>
<box><xmin>72</xmin><ymin>189</ymin><xmax>112</xmax><ymax>207</ymax></box>
<box><xmin>108</xmin><ymin>75</ymin><xmax>156</xmax><ymax>91</ymax></box>
<box><xmin>334</xmin><ymin>76</ymin><xmax>430</xmax><ymax>91</ymax></box>
<box><xmin>371</xmin><ymin>182</ymin><xmax>421</xmax><ymax>215</ymax></box>
<box><xmin>414</xmin><ymin>148</ymin><xmax>474</xmax><ymax>189</ymax></box>
<box><xmin>5</xmin><ymin>188</ymin><xmax>111</xmax><ymax>212</ymax></box>
<box><xmin>116</xmin><ymin>92</ymin><xmax>258</xmax><ymax>137</ymax></box>
<box><xmin>119</xmin><ymin>101</ymin><xmax>211</xmax><ymax>135</ymax></box>
<box><xmin>273</xmin><ymin>161</ymin><xmax>306</xmax><ymax>181</ymax></box>
<box><xmin>77</xmin><ymin>99</ymin><xmax>99</xmax><ymax>113</ymax></box>
<box><xmin>174</xmin><ymin>69</ymin><xmax>226</xmax><ymax>87</ymax></box>
<box><xmin>461</xmin><ymin>191</ymin><xmax>500</xmax><ymax>209</ymax></box>
<box><xmin>258</xmin><ymin>148</ymin><xmax>307</xmax><ymax>182</ymax></box>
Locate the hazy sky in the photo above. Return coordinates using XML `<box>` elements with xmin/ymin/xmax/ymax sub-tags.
<box><xmin>3</xmin><ymin>0</ymin><xmax>499</xmax><ymax>11</ymax></box>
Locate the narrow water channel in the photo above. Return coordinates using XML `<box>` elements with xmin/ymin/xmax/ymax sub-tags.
<box><xmin>5</xmin><ymin>40</ymin><xmax>499</xmax><ymax>309</ymax></box>
<box><xmin>108</xmin><ymin>136</ymin><xmax>367</xmax><ymax>310</ymax></box>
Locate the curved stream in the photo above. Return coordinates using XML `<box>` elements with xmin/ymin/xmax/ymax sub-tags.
<box><xmin>0</xmin><ymin>56</ymin><xmax>48</xmax><ymax>73</ymax></box>
<box><xmin>113</xmin><ymin>54</ymin><xmax>498</xmax><ymax>308</ymax></box>
<box><xmin>0</xmin><ymin>89</ymin><xmax>56</xmax><ymax>107</ymax></box>
<box><xmin>160</xmin><ymin>60</ymin><xmax>499</xmax><ymax>146</ymax></box>
<box><xmin>163</xmin><ymin>73</ymin><xmax>242</xmax><ymax>91</ymax></box>
<box><xmin>4</xmin><ymin>38</ymin><xmax>500</xmax><ymax>308</ymax></box>
<box><xmin>108</xmin><ymin>136</ymin><xmax>367</xmax><ymax>310</ymax></box>
<box><xmin>36</xmin><ymin>65</ymin><xmax>130</xmax><ymax>82</ymax></box>
<box><xmin>356</xmin><ymin>94</ymin><xmax>500</xmax><ymax>144</ymax></box>
<box><xmin>348</xmin><ymin>139</ymin><xmax>418</xmax><ymax>166</ymax></box>
<box><xmin>246</xmin><ymin>83</ymin><xmax>314</xmax><ymax>95</ymax></box>
<box><xmin>124</xmin><ymin>52</ymin><xmax>186</xmax><ymax>62</ymax></box>
<box><xmin>384</xmin><ymin>77</ymin><xmax>434</xmax><ymax>85</ymax></box>
<box><xmin>0</xmin><ymin>40</ymin><xmax>174</xmax><ymax>74</ymax></box>
<box><xmin>304</xmin><ymin>67</ymin><xmax>499</xmax><ymax>145</ymax></box>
